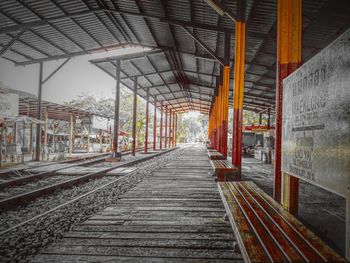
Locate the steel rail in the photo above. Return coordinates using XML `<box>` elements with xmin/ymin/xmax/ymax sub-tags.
<box><xmin>0</xmin><ymin>147</ymin><xmax>179</xmax><ymax>237</ymax></box>
<box><xmin>0</xmin><ymin>148</ymin><xmax>175</xmax><ymax>211</ymax></box>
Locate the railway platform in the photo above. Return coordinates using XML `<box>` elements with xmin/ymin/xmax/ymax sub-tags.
<box><xmin>30</xmin><ymin>145</ymin><xmax>243</xmax><ymax>262</ymax></box>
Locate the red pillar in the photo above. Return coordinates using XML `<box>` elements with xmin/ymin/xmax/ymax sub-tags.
<box><xmin>232</xmin><ymin>2</ymin><xmax>246</xmax><ymax>178</ymax></box>
<box><xmin>172</xmin><ymin>112</ymin><xmax>175</xmax><ymax>147</ymax></box>
<box><xmin>275</xmin><ymin>0</ymin><xmax>302</xmax><ymax>215</ymax></box>
<box><xmin>175</xmin><ymin>114</ymin><xmax>177</xmax><ymax>147</ymax></box>
<box><xmin>132</xmin><ymin>77</ymin><xmax>137</xmax><ymax>156</ymax></box>
<box><xmin>153</xmin><ymin>97</ymin><xmax>157</xmax><ymax>151</ymax></box>
<box><xmin>169</xmin><ymin>109</ymin><xmax>172</xmax><ymax>147</ymax></box>
<box><xmin>159</xmin><ymin>101</ymin><xmax>163</xmax><ymax>150</ymax></box>
<box><xmin>144</xmin><ymin>89</ymin><xmax>149</xmax><ymax>154</ymax></box>
<box><xmin>164</xmin><ymin>105</ymin><xmax>168</xmax><ymax>148</ymax></box>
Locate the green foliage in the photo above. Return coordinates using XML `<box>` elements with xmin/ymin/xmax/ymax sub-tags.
<box><xmin>176</xmin><ymin>112</ymin><xmax>208</xmax><ymax>143</ymax></box>
<box><xmin>64</xmin><ymin>89</ymin><xmax>147</xmax><ymax>145</ymax></box>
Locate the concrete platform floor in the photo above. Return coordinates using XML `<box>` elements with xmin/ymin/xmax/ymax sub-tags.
<box><xmin>241</xmin><ymin>157</ymin><xmax>346</xmax><ymax>257</ymax></box>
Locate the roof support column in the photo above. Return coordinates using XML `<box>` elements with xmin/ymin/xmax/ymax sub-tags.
<box><xmin>172</xmin><ymin>112</ymin><xmax>175</xmax><ymax>148</ymax></box>
<box><xmin>43</xmin><ymin>111</ymin><xmax>48</xmax><ymax>160</ymax></box>
<box><xmin>232</xmin><ymin>0</ymin><xmax>246</xmax><ymax>178</ymax></box>
<box><xmin>35</xmin><ymin>62</ymin><xmax>43</xmax><ymax>161</ymax></box>
<box><xmin>164</xmin><ymin>106</ymin><xmax>168</xmax><ymax>148</ymax></box>
<box><xmin>275</xmin><ymin>0</ymin><xmax>302</xmax><ymax>216</ymax></box>
<box><xmin>222</xmin><ymin>62</ymin><xmax>230</xmax><ymax>157</ymax></box>
<box><xmin>217</xmin><ymin>71</ymin><xmax>223</xmax><ymax>154</ymax></box>
<box><xmin>132</xmin><ymin>77</ymin><xmax>137</xmax><ymax>156</ymax></box>
<box><xmin>68</xmin><ymin>113</ymin><xmax>73</xmax><ymax>158</ymax></box>
<box><xmin>153</xmin><ymin>97</ymin><xmax>157</xmax><ymax>151</ymax></box>
<box><xmin>175</xmin><ymin>114</ymin><xmax>178</xmax><ymax>147</ymax></box>
<box><xmin>113</xmin><ymin>59</ymin><xmax>121</xmax><ymax>158</ymax></box>
<box><xmin>159</xmin><ymin>101</ymin><xmax>163</xmax><ymax>150</ymax></box>
<box><xmin>144</xmin><ymin>89</ymin><xmax>149</xmax><ymax>154</ymax></box>
<box><xmin>169</xmin><ymin>110</ymin><xmax>172</xmax><ymax>147</ymax></box>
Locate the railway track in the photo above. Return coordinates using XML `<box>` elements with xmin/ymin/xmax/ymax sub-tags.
<box><xmin>0</xmin><ymin>148</ymin><xmax>166</xmax><ymax>211</ymax></box>
<box><xmin>0</xmin><ymin>147</ymin><xmax>178</xmax><ymax>236</ymax></box>
<box><xmin>0</xmin><ymin>152</ymin><xmax>111</xmax><ymax>179</ymax></box>
<box><xmin>0</xmin><ymin>149</ymin><xmax>144</xmax><ymax>190</ymax></box>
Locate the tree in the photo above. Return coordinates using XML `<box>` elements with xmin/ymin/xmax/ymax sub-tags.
<box><xmin>64</xmin><ymin>88</ymin><xmax>147</xmax><ymax>146</ymax></box>
<box><xmin>177</xmin><ymin>113</ymin><xmax>208</xmax><ymax>143</ymax></box>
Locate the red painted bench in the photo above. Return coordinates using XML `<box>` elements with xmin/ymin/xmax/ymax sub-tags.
<box><xmin>218</xmin><ymin>181</ymin><xmax>345</xmax><ymax>263</ymax></box>
<box><xmin>207</xmin><ymin>149</ymin><xmax>225</xmax><ymax>160</ymax></box>
<box><xmin>210</xmin><ymin>160</ymin><xmax>238</xmax><ymax>181</ymax></box>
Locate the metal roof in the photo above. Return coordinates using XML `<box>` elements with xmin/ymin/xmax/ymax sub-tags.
<box><xmin>19</xmin><ymin>97</ymin><xmax>98</xmax><ymax>121</ymax></box>
<box><xmin>1</xmin><ymin>0</ymin><xmax>349</xmax><ymax>113</ymax></box>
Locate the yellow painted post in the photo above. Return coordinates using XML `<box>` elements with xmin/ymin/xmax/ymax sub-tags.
<box><xmin>232</xmin><ymin>16</ymin><xmax>246</xmax><ymax>179</ymax></box>
<box><xmin>222</xmin><ymin>66</ymin><xmax>230</xmax><ymax>157</ymax></box>
<box><xmin>276</xmin><ymin>0</ymin><xmax>302</xmax><ymax>215</ymax></box>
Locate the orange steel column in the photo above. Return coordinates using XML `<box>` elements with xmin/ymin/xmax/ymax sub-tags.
<box><xmin>222</xmin><ymin>66</ymin><xmax>230</xmax><ymax>157</ymax></box>
<box><xmin>214</xmin><ymin>89</ymin><xmax>218</xmax><ymax>149</ymax></box>
<box><xmin>275</xmin><ymin>0</ymin><xmax>302</xmax><ymax>215</ymax></box>
<box><xmin>218</xmin><ymin>78</ymin><xmax>223</xmax><ymax>154</ymax></box>
<box><xmin>232</xmin><ymin>10</ymin><xmax>246</xmax><ymax>178</ymax></box>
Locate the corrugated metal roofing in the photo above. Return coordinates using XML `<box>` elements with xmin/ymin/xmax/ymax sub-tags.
<box><xmin>1</xmin><ymin>0</ymin><xmax>349</xmax><ymax>113</ymax></box>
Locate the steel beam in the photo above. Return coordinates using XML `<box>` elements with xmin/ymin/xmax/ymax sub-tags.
<box><xmin>182</xmin><ymin>26</ymin><xmax>224</xmax><ymax>66</ymax></box>
<box><xmin>0</xmin><ymin>29</ymin><xmax>26</xmax><ymax>56</ymax></box>
<box><xmin>0</xmin><ymin>9</ymin><xmax>103</xmax><ymax>35</ymax></box>
<box><xmin>42</xmin><ymin>58</ymin><xmax>70</xmax><ymax>85</ymax></box>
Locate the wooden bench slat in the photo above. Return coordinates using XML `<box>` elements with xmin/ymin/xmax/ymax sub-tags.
<box><xmin>219</xmin><ymin>181</ymin><xmax>346</xmax><ymax>263</ymax></box>
<box><xmin>219</xmin><ymin>182</ymin><xmax>270</xmax><ymax>263</ymax></box>
<box><xmin>227</xmin><ymin>182</ymin><xmax>289</xmax><ymax>262</ymax></box>
<box><xmin>242</xmin><ymin>181</ymin><xmax>345</xmax><ymax>262</ymax></box>
<box><xmin>239</xmin><ymin>182</ymin><xmax>325</xmax><ymax>262</ymax></box>
<box><xmin>232</xmin><ymin>182</ymin><xmax>310</xmax><ymax>262</ymax></box>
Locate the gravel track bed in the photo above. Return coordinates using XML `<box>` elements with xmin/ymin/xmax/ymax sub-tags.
<box><xmin>0</xmin><ymin>172</ymin><xmax>33</xmax><ymax>181</ymax></box>
<box><xmin>0</xmin><ymin>148</ymin><xmax>182</xmax><ymax>262</ymax></box>
<box><xmin>0</xmin><ymin>175</ymin><xmax>79</xmax><ymax>200</ymax></box>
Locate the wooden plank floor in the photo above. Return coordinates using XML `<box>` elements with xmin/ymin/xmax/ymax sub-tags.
<box><xmin>31</xmin><ymin>146</ymin><xmax>242</xmax><ymax>262</ymax></box>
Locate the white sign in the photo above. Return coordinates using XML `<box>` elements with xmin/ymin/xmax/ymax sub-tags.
<box><xmin>92</xmin><ymin>115</ymin><xmax>113</xmax><ymax>130</ymax></box>
<box><xmin>282</xmin><ymin>28</ymin><xmax>350</xmax><ymax>198</ymax></box>
<box><xmin>0</xmin><ymin>93</ymin><xmax>19</xmax><ymax>118</ymax></box>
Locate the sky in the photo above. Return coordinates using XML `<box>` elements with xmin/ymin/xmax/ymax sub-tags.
<box><xmin>0</xmin><ymin>46</ymin><xmax>149</xmax><ymax>104</ymax></box>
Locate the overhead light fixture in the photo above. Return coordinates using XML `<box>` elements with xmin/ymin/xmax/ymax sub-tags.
<box><xmin>203</xmin><ymin>0</ymin><xmax>237</xmax><ymax>22</ymax></box>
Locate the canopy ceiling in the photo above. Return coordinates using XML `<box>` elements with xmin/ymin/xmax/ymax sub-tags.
<box><xmin>1</xmin><ymin>0</ymin><xmax>349</xmax><ymax>113</ymax></box>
